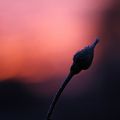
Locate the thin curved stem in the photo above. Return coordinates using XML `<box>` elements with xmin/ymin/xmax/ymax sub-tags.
<box><xmin>46</xmin><ymin>72</ymin><xmax>75</xmax><ymax>120</ymax></box>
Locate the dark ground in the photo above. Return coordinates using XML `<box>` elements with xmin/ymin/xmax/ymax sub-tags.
<box><xmin>0</xmin><ymin>67</ymin><xmax>120</xmax><ymax>120</ymax></box>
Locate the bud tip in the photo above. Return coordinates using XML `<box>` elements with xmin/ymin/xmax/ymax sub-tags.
<box><xmin>92</xmin><ymin>37</ymin><xmax>100</xmax><ymax>48</ymax></box>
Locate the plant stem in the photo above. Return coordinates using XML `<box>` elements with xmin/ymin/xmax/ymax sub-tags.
<box><xmin>46</xmin><ymin>72</ymin><xmax>75</xmax><ymax>120</ymax></box>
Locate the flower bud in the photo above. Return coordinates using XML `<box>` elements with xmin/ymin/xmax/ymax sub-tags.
<box><xmin>70</xmin><ymin>38</ymin><xmax>100</xmax><ymax>75</ymax></box>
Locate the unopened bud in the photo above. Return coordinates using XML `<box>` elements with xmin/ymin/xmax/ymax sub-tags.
<box><xmin>70</xmin><ymin>38</ymin><xmax>100</xmax><ymax>75</ymax></box>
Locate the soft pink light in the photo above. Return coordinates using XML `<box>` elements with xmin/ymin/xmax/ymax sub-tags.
<box><xmin>0</xmin><ymin>0</ymin><xmax>112</xmax><ymax>82</ymax></box>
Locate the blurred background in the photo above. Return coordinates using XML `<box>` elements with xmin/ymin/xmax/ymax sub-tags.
<box><xmin>0</xmin><ymin>0</ymin><xmax>120</xmax><ymax>120</ymax></box>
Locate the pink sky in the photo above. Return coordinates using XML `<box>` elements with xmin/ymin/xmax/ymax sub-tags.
<box><xmin>0</xmin><ymin>0</ymin><xmax>113</xmax><ymax>82</ymax></box>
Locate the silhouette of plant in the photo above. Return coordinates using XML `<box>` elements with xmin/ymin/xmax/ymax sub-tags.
<box><xmin>46</xmin><ymin>38</ymin><xmax>100</xmax><ymax>120</ymax></box>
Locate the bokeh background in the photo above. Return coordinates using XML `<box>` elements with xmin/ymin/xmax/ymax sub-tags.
<box><xmin>0</xmin><ymin>0</ymin><xmax>120</xmax><ymax>120</ymax></box>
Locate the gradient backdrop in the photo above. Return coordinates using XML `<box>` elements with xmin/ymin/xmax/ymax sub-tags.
<box><xmin>0</xmin><ymin>0</ymin><xmax>120</xmax><ymax>120</ymax></box>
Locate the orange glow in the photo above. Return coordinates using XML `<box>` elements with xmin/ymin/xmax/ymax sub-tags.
<box><xmin>0</xmin><ymin>0</ymin><xmax>112</xmax><ymax>82</ymax></box>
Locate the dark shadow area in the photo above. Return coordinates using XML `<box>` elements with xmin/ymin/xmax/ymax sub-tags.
<box><xmin>0</xmin><ymin>72</ymin><xmax>120</xmax><ymax>120</ymax></box>
<box><xmin>0</xmin><ymin>78</ymin><xmax>49</xmax><ymax>120</ymax></box>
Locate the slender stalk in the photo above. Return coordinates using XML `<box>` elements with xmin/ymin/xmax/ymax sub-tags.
<box><xmin>46</xmin><ymin>72</ymin><xmax>75</xmax><ymax>120</ymax></box>
<box><xmin>46</xmin><ymin>39</ymin><xmax>100</xmax><ymax>120</ymax></box>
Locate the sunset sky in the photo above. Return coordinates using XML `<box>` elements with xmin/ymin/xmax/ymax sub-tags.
<box><xmin>0</xmin><ymin>0</ymin><xmax>113</xmax><ymax>82</ymax></box>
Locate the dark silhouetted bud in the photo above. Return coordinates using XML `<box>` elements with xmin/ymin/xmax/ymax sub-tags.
<box><xmin>46</xmin><ymin>38</ymin><xmax>100</xmax><ymax>120</ymax></box>
<box><xmin>70</xmin><ymin>38</ymin><xmax>100</xmax><ymax>75</ymax></box>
